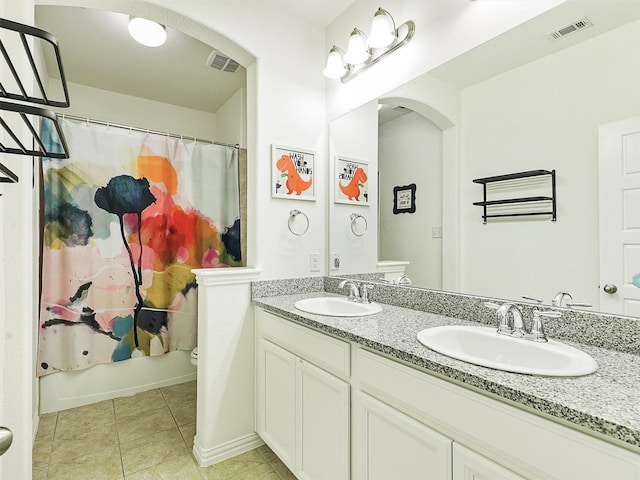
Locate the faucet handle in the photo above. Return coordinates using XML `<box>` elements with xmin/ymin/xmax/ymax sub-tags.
<box><xmin>483</xmin><ymin>301</ymin><xmax>501</xmax><ymax>310</ymax></box>
<box><xmin>360</xmin><ymin>283</ymin><xmax>373</xmax><ymax>303</ymax></box>
<box><xmin>566</xmin><ymin>302</ymin><xmax>592</xmax><ymax>309</ymax></box>
<box><xmin>522</xmin><ymin>295</ymin><xmax>543</xmax><ymax>304</ymax></box>
<box><xmin>530</xmin><ymin>310</ymin><xmax>561</xmax><ymax>342</ymax></box>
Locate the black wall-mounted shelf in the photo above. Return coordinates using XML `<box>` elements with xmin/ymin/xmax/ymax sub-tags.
<box><xmin>473</xmin><ymin>169</ymin><xmax>556</xmax><ymax>223</ymax></box>
<box><xmin>0</xmin><ymin>17</ymin><xmax>70</xmax><ymax>186</ymax></box>
<box><xmin>0</xmin><ymin>100</ymin><xmax>69</xmax><ymax>158</ymax></box>
<box><xmin>0</xmin><ymin>18</ymin><xmax>70</xmax><ymax>108</ymax></box>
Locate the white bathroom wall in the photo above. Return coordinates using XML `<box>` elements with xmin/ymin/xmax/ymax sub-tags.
<box><xmin>215</xmin><ymin>87</ymin><xmax>247</xmax><ymax>148</ymax></box>
<box><xmin>378</xmin><ymin>111</ymin><xmax>443</xmax><ymax>289</ymax></box>
<box><xmin>459</xmin><ymin>19</ymin><xmax>640</xmax><ymax>308</ymax></box>
<box><xmin>59</xmin><ymin>81</ymin><xmax>218</xmax><ymax>139</ymax></box>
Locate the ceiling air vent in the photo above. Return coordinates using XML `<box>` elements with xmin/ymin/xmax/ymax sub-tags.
<box><xmin>206</xmin><ymin>50</ymin><xmax>241</xmax><ymax>73</ymax></box>
<box><xmin>547</xmin><ymin>17</ymin><xmax>593</xmax><ymax>41</ymax></box>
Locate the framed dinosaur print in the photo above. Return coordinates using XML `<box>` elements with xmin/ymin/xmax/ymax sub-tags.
<box><xmin>271</xmin><ymin>144</ymin><xmax>315</xmax><ymax>201</ymax></box>
<box><xmin>334</xmin><ymin>156</ymin><xmax>369</xmax><ymax>205</ymax></box>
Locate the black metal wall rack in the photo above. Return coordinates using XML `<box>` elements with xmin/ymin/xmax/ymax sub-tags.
<box><xmin>473</xmin><ymin>169</ymin><xmax>556</xmax><ymax>224</ymax></box>
<box><xmin>0</xmin><ymin>17</ymin><xmax>70</xmax><ymax>185</ymax></box>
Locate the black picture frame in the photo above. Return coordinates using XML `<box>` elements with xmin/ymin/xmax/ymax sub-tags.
<box><xmin>393</xmin><ymin>183</ymin><xmax>416</xmax><ymax>214</ymax></box>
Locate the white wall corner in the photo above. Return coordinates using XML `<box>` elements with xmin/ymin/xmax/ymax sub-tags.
<box><xmin>193</xmin><ymin>267</ymin><xmax>262</xmax><ymax>467</ymax></box>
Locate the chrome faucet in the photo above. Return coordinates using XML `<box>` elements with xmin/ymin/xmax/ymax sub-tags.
<box><xmin>395</xmin><ymin>274</ymin><xmax>413</xmax><ymax>285</ymax></box>
<box><xmin>338</xmin><ymin>279</ymin><xmax>360</xmax><ymax>301</ymax></box>
<box><xmin>338</xmin><ymin>279</ymin><xmax>373</xmax><ymax>304</ymax></box>
<box><xmin>551</xmin><ymin>291</ymin><xmax>572</xmax><ymax>307</ymax></box>
<box><xmin>524</xmin><ymin>292</ymin><xmax>592</xmax><ymax>309</ymax></box>
<box><xmin>491</xmin><ymin>302</ymin><xmax>526</xmax><ymax>337</ymax></box>
<box><xmin>484</xmin><ymin>302</ymin><xmax>561</xmax><ymax>342</ymax></box>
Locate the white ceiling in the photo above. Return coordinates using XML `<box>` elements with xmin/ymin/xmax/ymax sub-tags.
<box><xmin>35</xmin><ymin>1</ymin><xmax>357</xmax><ymax>114</ymax></box>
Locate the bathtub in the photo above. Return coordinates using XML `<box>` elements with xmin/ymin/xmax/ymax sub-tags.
<box><xmin>39</xmin><ymin>349</ymin><xmax>196</xmax><ymax>413</ymax></box>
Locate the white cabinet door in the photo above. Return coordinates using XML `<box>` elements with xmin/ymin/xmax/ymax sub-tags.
<box><xmin>453</xmin><ymin>443</ymin><xmax>524</xmax><ymax>480</ymax></box>
<box><xmin>353</xmin><ymin>391</ymin><xmax>452</xmax><ymax>480</ymax></box>
<box><xmin>297</xmin><ymin>359</ymin><xmax>350</xmax><ymax>480</ymax></box>
<box><xmin>256</xmin><ymin>338</ymin><xmax>297</xmax><ymax>470</ymax></box>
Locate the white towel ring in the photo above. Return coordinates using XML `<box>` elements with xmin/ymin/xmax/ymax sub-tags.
<box><xmin>288</xmin><ymin>209</ymin><xmax>309</xmax><ymax>236</ymax></box>
<box><xmin>350</xmin><ymin>212</ymin><xmax>368</xmax><ymax>236</ymax></box>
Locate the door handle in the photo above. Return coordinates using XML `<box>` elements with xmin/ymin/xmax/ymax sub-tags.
<box><xmin>0</xmin><ymin>427</ymin><xmax>12</xmax><ymax>456</ymax></box>
<box><xmin>603</xmin><ymin>284</ymin><xmax>618</xmax><ymax>294</ymax></box>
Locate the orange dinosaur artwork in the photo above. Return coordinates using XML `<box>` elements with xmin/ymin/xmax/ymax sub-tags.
<box><xmin>339</xmin><ymin>166</ymin><xmax>368</xmax><ymax>202</ymax></box>
<box><xmin>275</xmin><ymin>154</ymin><xmax>313</xmax><ymax>196</ymax></box>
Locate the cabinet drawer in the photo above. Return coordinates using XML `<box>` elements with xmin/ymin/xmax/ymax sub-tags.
<box><xmin>256</xmin><ymin>309</ymin><xmax>350</xmax><ymax>378</ymax></box>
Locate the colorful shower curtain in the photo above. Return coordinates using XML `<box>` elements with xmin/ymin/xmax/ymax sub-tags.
<box><xmin>37</xmin><ymin>119</ymin><xmax>241</xmax><ymax>376</ymax></box>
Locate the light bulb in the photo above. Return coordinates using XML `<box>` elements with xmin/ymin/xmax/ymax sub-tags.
<box><xmin>368</xmin><ymin>8</ymin><xmax>396</xmax><ymax>49</ymax></box>
<box><xmin>128</xmin><ymin>17</ymin><xmax>167</xmax><ymax>47</ymax></box>
<box><xmin>343</xmin><ymin>28</ymin><xmax>370</xmax><ymax>65</ymax></box>
<box><xmin>323</xmin><ymin>46</ymin><xmax>346</xmax><ymax>79</ymax></box>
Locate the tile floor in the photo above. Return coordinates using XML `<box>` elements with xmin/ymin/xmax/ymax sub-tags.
<box><xmin>32</xmin><ymin>380</ymin><xmax>295</xmax><ymax>479</ymax></box>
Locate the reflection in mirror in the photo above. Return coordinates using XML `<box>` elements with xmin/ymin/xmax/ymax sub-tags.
<box><xmin>378</xmin><ymin>104</ymin><xmax>442</xmax><ymax>290</ymax></box>
<box><xmin>329</xmin><ymin>9</ymin><xmax>640</xmax><ymax>318</ymax></box>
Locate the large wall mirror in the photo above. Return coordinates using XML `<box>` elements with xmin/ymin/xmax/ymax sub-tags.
<box><xmin>328</xmin><ymin>3</ymin><xmax>640</xmax><ymax>318</ymax></box>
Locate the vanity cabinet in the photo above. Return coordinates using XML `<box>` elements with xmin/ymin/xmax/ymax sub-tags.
<box><xmin>255</xmin><ymin>307</ymin><xmax>640</xmax><ymax>480</ymax></box>
<box><xmin>256</xmin><ymin>310</ymin><xmax>350</xmax><ymax>480</ymax></box>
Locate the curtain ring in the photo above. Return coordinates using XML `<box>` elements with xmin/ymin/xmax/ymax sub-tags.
<box><xmin>288</xmin><ymin>209</ymin><xmax>309</xmax><ymax>236</ymax></box>
<box><xmin>350</xmin><ymin>212</ymin><xmax>367</xmax><ymax>236</ymax></box>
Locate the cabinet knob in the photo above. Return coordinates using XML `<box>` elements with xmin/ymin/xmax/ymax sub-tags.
<box><xmin>603</xmin><ymin>284</ymin><xmax>618</xmax><ymax>294</ymax></box>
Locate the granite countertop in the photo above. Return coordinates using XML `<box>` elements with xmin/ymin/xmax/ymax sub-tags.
<box><xmin>253</xmin><ymin>291</ymin><xmax>640</xmax><ymax>453</ymax></box>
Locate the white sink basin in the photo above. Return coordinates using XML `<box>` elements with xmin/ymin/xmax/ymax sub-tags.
<box><xmin>417</xmin><ymin>325</ymin><xmax>598</xmax><ymax>377</ymax></box>
<box><xmin>294</xmin><ymin>297</ymin><xmax>382</xmax><ymax>317</ymax></box>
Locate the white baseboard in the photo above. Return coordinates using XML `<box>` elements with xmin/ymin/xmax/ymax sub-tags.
<box><xmin>193</xmin><ymin>432</ymin><xmax>264</xmax><ymax>468</ymax></box>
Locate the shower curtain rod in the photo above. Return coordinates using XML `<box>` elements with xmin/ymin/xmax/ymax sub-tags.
<box><xmin>59</xmin><ymin>113</ymin><xmax>240</xmax><ymax>149</ymax></box>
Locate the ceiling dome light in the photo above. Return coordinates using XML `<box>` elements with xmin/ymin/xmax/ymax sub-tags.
<box><xmin>368</xmin><ymin>8</ymin><xmax>396</xmax><ymax>49</ymax></box>
<box><xmin>128</xmin><ymin>17</ymin><xmax>167</xmax><ymax>47</ymax></box>
<box><xmin>343</xmin><ymin>28</ymin><xmax>370</xmax><ymax>65</ymax></box>
<box><xmin>323</xmin><ymin>46</ymin><xmax>347</xmax><ymax>79</ymax></box>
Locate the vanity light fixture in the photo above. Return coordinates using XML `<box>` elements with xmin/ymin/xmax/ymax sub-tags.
<box><xmin>128</xmin><ymin>17</ymin><xmax>167</xmax><ymax>47</ymax></box>
<box><xmin>323</xmin><ymin>46</ymin><xmax>347</xmax><ymax>79</ymax></box>
<box><xmin>323</xmin><ymin>7</ymin><xmax>414</xmax><ymax>83</ymax></box>
<box><xmin>343</xmin><ymin>28</ymin><xmax>370</xmax><ymax>65</ymax></box>
<box><xmin>368</xmin><ymin>8</ymin><xmax>396</xmax><ymax>48</ymax></box>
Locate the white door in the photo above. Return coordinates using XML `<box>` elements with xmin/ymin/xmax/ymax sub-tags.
<box><xmin>599</xmin><ymin>116</ymin><xmax>640</xmax><ymax>315</ymax></box>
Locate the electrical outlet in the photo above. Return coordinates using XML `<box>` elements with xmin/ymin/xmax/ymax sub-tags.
<box><xmin>432</xmin><ymin>226</ymin><xmax>443</xmax><ymax>238</ymax></box>
<box><xmin>330</xmin><ymin>252</ymin><xmax>341</xmax><ymax>271</ymax></box>
<box><xmin>310</xmin><ymin>252</ymin><xmax>320</xmax><ymax>272</ymax></box>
